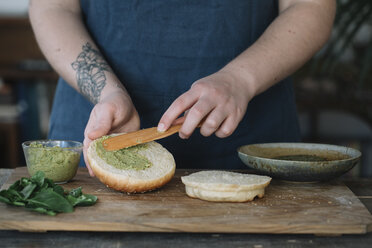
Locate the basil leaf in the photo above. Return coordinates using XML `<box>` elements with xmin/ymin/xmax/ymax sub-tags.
<box><xmin>20</xmin><ymin>184</ymin><xmax>37</xmax><ymax>200</ymax></box>
<box><xmin>31</xmin><ymin>207</ymin><xmax>57</xmax><ymax>216</ymax></box>
<box><xmin>75</xmin><ymin>194</ymin><xmax>97</xmax><ymax>206</ymax></box>
<box><xmin>8</xmin><ymin>180</ymin><xmax>21</xmax><ymax>191</ymax></box>
<box><xmin>0</xmin><ymin>172</ymin><xmax>97</xmax><ymax>215</ymax></box>
<box><xmin>20</xmin><ymin>178</ymin><xmax>30</xmax><ymax>188</ymax></box>
<box><xmin>39</xmin><ymin>182</ymin><xmax>49</xmax><ymax>191</ymax></box>
<box><xmin>7</xmin><ymin>189</ymin><xmax>23</xmax><ymax>202</ymax></box>
<box><xmin>0</xmin><ymin>194</ymin><xmax>10</xmax><ymax>204</ymax></box>
<box><xmin>0</xmin><ymin>190</ymin><xmax>15</xmax><ymax>203</ymax></box>
<box><xmin>53</xmin><ymin>185</ymin><xmax>64</xmax><ymax>196</ymax></box>
<box><xmin>44</xmin><ymin>178</ymin><xmax>55</xmax><ymax>187</ymax></box>
<box><xmin>31</xmin><ymin>171</ymin><xmax>45</xmax><ymax>187</ymax></box>
<box><xmin>13</xmin><ymin>201</ymin><xmax>26</xmax><ymax>207</ymax></box>
<box><xmin>28</xmin><ymin>188</ymin><xmax>73</xmax><ymax>213</ymax></box>
<box><xmin>66</xmin><ymin>195</ymin><xmax>78</xmax><ymax>206</ymax></box>
<box><xmin>66</xmin><ymin>193</ymin><xmax>97</xmax><ymax>207</ymax></box>
<box><xmin>69</xmin><ymin>187</ymin><xmax>82</xmax><ymax>198</ymax></box>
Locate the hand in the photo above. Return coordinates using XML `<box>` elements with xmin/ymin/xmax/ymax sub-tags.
<box><xmin>158</xmin><ymin>69</ymin><xmax>254</xmax><ymax>139</ymax></box>
<box><xmin>83</xmin><ymin>89</ymin><xmax>140</xmax><ymax>176</ymax></box>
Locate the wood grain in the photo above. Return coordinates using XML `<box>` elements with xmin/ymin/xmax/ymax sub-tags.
<box><xmin>0</xmin><ymin>167</ymin><xmax>371</xmax><ymax>234</ymax></box>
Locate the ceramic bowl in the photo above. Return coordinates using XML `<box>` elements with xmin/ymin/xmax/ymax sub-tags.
<box><xmin>238</xmin><ymin>143</ymin><xmax>361</xmax><ymax>182</ymax></box>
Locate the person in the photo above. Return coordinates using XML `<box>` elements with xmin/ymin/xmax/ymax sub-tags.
<box><xmin>29</xmin><ymin>0</ymin><xmax>336</xmax><ymax>176</ymax></box>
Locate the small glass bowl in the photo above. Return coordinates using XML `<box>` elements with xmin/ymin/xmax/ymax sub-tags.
<box><xmin>22</xmin><ymin>140</ymin><xmax>83</xmax><ymax>184</ymax></box>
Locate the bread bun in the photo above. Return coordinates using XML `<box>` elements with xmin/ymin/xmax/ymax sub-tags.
<box><xmin>87</xmin><ymin>135</ymin><xmax>175</xmax><ymax>193</ymax></box>
<box><xmin>181</xmin><ymin>171</ymin><xmax>271</xmax><ymax>202</ymax></box>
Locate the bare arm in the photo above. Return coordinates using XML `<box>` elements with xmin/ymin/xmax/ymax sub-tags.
<box><xmin>223</xmin><ymin>0</ymin><xmax>336</xmax><ymax>97</ymax></box>
<box><xmin>158</xmin><ymin>0</ymin><xmax>336</xmax><ymax>138</ymax></box>
<box><xmin>29</xmin><ymin>0</ymin><xmax>140</xmax><ymax>176</ymax></box>
<box><xmin>29</xmin><ymin>0</ymin><xmax>123</xmax><ymax>103</ymax></box>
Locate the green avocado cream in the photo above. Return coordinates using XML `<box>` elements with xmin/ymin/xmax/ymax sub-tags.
<box><xmin>27</xmin><ymin>143</ymin><xmax>80</xmax><ymax>182</ymax></box>
<box><xmin>96</xmin><ymin>137</ymin><xmax>152</xmax><ymax>170</ymax></box>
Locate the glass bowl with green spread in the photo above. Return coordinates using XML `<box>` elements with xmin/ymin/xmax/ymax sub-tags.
<box><xmin>22</xmin><ymin>140</ymin><xmax>83</xmax><ymax>184</ymax></box>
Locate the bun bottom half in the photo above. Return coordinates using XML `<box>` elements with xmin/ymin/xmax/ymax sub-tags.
<box><xmin>87</xmin><ymin>138</ymin><xmax>175</xmax><ymax>193</ymax></box>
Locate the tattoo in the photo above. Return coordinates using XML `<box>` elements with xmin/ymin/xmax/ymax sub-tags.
<box><xmin>71</xmin><ymin>42</ymin><xmax>111</xmax><ymax>103</ymax></box>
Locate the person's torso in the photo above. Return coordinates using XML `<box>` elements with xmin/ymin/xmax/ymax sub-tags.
<box><xmin>50</xmin><ymin>0</ymin><xmax>300</xmax><ymax>169</ymax></box>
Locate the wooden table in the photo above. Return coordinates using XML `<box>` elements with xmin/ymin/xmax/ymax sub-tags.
<box><xmin>1</xmin><ymin>168</ymin><xmax>371</xmax><ymax>248</ymax></box>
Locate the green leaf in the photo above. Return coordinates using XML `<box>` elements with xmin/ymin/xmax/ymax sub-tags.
<box><xmin>13</xmin><ymin>201</ymin><xmax>26</xmax><ymax>207</ymax></box>
<box><xmin>31</xmin><ymin>207</ymin><xmax>57</xmax><ymax>216</ymax></box>
<box><xmin>66</xmin><ymin>194</ymin><xmax>78</xmax><ymax>206</ymax></box>
<box><xmin>72</xmin><ymin>194</ymin><xmax>98</xmax><ymax>207</ymax></box>
<box><xmin>46</xmin><ymin>210</ymin><xmax>57</xmax><ymax>216</ymax></box>
<box><xmin>0</xmin><ymin>194</ymin><xmax>10</xmax><ymax>204</ymax></box>
<box><xmin>75</xmin><ymin>194</ymin><xmax>97</xmax><ymax>206</ymax></box>
<box><xmin>7</xmin><ymin>189</ymin><xmax>23</xmax><ymax>202</ymax></box>
<box><xmin>31</xmin><ymin>171</ymin><xmax>45</xmax><ymax>187</ymax></box>
<box><xmin>20</xmin><ymin>184</ymin><xmax>37</xmax><ymax>200</ymax></box>
<box><xmin>39</xmin><ymin>182</ymin><xmax>49</xmax><ymax>191</ymax></box>
<box><xmin>28</xmin><ymin>188</ymin><xmax>74</xmax><ymax>213</ymax></box>
<box><xmin>0</xmin><ymin>190</ymin><xmax>13</xmax><ymax>203</ymax></box>
<box><xmin>8</xmin><ymin>180</ymin><xmax>21</xmax><ymax>191</ymax></box>
<box><xmin>20</xmin><ymin>178</ymin><xmax>32</xmax><ymax>187</ymax></box>
<box><xmin>67</xmin><ymin>187</ymin><xmax>97</xmax><ymax>206</ymax></box>
<box><xmin>69</xmin><ymin>187</ymin><xmax>82</xmax><ymax>198</ymax></box>
<box><xmin>44</xmin><ymin>178</ymin><xmax>55</xmax><ymax>187</ymax></box>
<box><xmin>53</xmin><ymin>185</ymin><xmax>64</xmax><ymax>196</ymax></box>
<box><xmin>0</xmin><ymin>173</ymin><xmax>97</xmax><ymax>216</ymax></box>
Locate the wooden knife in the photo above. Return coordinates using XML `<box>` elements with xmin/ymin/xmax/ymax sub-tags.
<box><xmin>102</xmin><ymin>124</ymin><xmax>183</xmax><ymax>151</ymax></box>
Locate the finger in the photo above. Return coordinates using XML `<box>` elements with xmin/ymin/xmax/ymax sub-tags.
<box><xmin>84</xmin><ymin>108</ymin><xmax>96</xmax><ymax>133</ymax></box>
<box><xmin>113</xmin><ymin>123</ymin><xmax>139</xmax><ymax>134</ymax></box>
<box><xmin>158</xmin><ymin>92</ymin><xmax>198</xmax><ymax>132</ymax></box>
<box><xmin>87</xmin><ymin>107</ymin><xmax>114</xmax><ymax>140</ymax></box>
<box><xmin>83</xmin><ymin>115</ymin><xmax>96</xmax><ymax>176</ymax></box>
<box><xmin>171</xmin><ymin>116</ymin><xmax>185</xmax><ymax>126</ymax></box>
<box><xmin>83</xmin><ymin>137</ymin><xmax>95</xmax><ymax>177</ymax></box>
<box><xmin>179</xmin><ymin>98</ymin><xmax>214</xmax><ymax>139</ymax></box>
<box><xmin>199</xmin><ymin>108</ymin><xmax>227</xmax><ymax>137</ymax></box>
<box><xmin>172</xmin><ymin>110</ymin><xmax>191</xmax><ymax>125</ymax></box>
<box><xmin>215</xmin><ymin>115</ymin><xmax>240</xmax><ymax>138</ymax></box>
<box><xmin>84</xmin><ymin>105</ymin><xmax>115</xmax><ymax>176</ymax></box>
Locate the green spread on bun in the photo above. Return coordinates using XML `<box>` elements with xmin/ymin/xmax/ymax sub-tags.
<box><xmin>96</xmin><ymin>136</ymin><xmax>152</xmax><ymax>170</ymax></box>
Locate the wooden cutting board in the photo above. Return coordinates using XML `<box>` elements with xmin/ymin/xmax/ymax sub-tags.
<box><xmin>0</xmin><ymin>167</ymin><xmax>371</xmax><ymax>234</ymax></box>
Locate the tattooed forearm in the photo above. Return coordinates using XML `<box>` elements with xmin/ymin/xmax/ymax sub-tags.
<box><xmin>71</xmin><ymin>42</ymin><xmax>111</xmax><ymax>103</ymax></box>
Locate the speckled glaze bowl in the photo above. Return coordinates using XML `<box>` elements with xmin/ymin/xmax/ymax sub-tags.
<box><xmin>238</xmin><ymin>143</ymin><xmax>361</xmax><ymax>182</ymax></box>
<box><xmin>22</xmin><ymin>140</ymin><xmax>83</xmax><ymax>184</ymax></box>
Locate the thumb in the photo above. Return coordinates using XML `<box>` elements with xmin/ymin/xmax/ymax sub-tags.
<box><xmin>83</xmin><ymin>137</ymin><xmax>95</xmax><ymax>177</ymax></box>
<box><xmin>87</xmin><ymin>108</ymin><xmax>114</xmax><ymax>140</ymax></box>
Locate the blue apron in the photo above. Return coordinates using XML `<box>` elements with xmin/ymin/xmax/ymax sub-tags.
<box><xmin>49</xmin><ymin>0</ymin><xmax>300</xmax><ymax>169</ymax></box>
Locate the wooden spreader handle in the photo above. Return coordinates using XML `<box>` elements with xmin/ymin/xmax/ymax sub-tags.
<box><xmin>102</xmin><ymin>124</ymin><xmax>184</xmax><ymax>151</ymax></box>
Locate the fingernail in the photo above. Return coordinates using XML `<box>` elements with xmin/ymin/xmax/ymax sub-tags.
<box><xmin>157</xmin><ymin>123</ymin><xmax>166</xmax><ymax>132</ymax></box>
